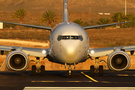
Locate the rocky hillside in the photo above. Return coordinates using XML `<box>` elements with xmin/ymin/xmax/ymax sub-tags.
<box><xmin>0</xmin><ymin>0</ymin><xmax>135</xmax><ymax>13</ymax></box>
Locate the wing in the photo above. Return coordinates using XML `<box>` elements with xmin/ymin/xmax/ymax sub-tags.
<box><xmin>0</xmin><ymin>45</ymin><xmax>49</xmax><ymax>57</ymax></box>
<box><xmin>88</xmin><ymin>45</ymin><xmax>135</xmax><ymax>71</ymax></box>
<box><xmin>89</xmin><ymin>45</ymin><xmax>135</xmax><ymax>57</ymax></box>
<box><xmin>83</xmin><ymin>21</ymin><xmax>132</xmax><ymax>30</ymax></box>
<box><xmin>0</xmin><ymin>21</ymin><xmax>53</xmax><ymax>31</ymax></box>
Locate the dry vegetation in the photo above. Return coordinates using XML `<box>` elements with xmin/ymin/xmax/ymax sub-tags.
<box><xmin>0</xmin><ymin>29</ymin><xmax>51</xmax><ymax>42</ymax></box>
<box><xmin>0</xmin><ymin>0</ymin><xmax>135</xmax><ymax>13</ymax></box>
<box><xmin>87</xmin><ymin>28</ymin><xmax>135</xmax><ymax>48</ymax></box>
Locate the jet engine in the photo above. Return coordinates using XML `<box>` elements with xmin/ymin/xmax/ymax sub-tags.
<box><xmin>107</xmin><ymin>51</ymin><xmax>131</xmax><ymax>71</ymax></box>
<box><xmin>6</xmin><ymin>50</ymin><xmax>29</xmax><ymax>71</ymax></box>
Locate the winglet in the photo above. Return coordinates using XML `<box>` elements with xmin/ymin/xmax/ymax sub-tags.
<box><xmin>63</xmin><ymin>0</ymin><xmax>69</xmax><ymax>22</ymax></box>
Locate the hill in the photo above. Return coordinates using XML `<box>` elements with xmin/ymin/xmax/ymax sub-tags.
<box><xmin>0</xmin><ymin>0</ymin><xmax>135</xmax><ymax>13</ymax></box>
<box><xmin>0</xmin><ymin>0</ymin><xmax>135</xmax><ymax>28</ymax></box>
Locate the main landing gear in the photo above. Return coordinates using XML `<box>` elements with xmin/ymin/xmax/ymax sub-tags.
<box><xmin>90</xmin><ymin>57</ymin><xmax>103</xmax><ymax>76</ymax></box>
<box><xmin>90</xmin><ymin>65</ymin><xmax>103</xmax><ymax>76</ymax></box>
<box><xmin>31</xmin><ymin>57</ymin><xmax>45</xmax><ymax>76</ymax></box>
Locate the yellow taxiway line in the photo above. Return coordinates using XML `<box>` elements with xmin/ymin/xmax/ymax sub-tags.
<box><xmin>117</xmin><ymin>74</ymin><xmax>129</xmax><ymax>76</ymax></box>
<box><xmin>81</xmin><ymin>72</ymin><xmax>98</xmax><ymax>82</ymax></box>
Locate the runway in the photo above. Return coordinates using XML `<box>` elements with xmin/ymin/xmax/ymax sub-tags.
<box><xmin>0</xmin><ymin>70</ymin><xmax>135</xmax><ymax>90</ymax></box>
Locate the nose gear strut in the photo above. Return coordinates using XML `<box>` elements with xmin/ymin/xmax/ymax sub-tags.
<box><xmin>67</xmin><ymin>65</ymin><xmax>73</xmax><ymax>77</ymax></box>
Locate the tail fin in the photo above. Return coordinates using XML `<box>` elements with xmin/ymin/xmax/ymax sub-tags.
<box><xmin>63</xmin><ymin>0</ymin><xmax>69</xmax><ymax>22</ymax></box>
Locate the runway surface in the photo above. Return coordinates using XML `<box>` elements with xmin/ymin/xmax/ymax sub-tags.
<box><xmin>0</xmin><ymin>70</ymin><xmax>135</xmax><ymax>90</ymax></box>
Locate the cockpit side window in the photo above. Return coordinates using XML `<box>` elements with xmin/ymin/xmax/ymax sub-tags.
<box><xmin>57</xmin><ymin>35</ymin><xmax>83</xmax><ymax>41</ymax></box>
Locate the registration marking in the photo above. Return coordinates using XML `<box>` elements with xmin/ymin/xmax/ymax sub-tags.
<box><xmin>81</xmin><ymin>72</ymin><xmax>98</xmax><ymax>82</ymax></box>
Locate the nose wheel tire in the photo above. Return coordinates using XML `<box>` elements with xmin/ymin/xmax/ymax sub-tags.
<box><xmin>41</xmin><ymin>65</ymin><xmax>45</xmax><ymax>76</ymax></box>
<box><xmin>99</xmin><ymin>65</ymin><xmax>103</xmax><ymax>76</ymax></box>
<box><xmin>90</xmin><ymin>65</ymin><xmax>95</xmax><ymax>76</ymax></box>
<box><xmin>32</xmin><ymin>65</ymin><xmax>36</xmax><ymax>76</ymax></box>
<box><xmin>67</xmin><ymin>70</ymin><xmax>73</xmax><ymax>78</ymax></box>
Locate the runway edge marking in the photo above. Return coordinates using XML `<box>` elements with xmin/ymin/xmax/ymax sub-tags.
<box><xmin>81</xmin><ymin>72</ymin><xmax>98</xmax><ymax>82</ymax></box>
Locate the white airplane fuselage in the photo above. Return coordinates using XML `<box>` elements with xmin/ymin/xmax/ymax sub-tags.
<box><xmin>49</xmin><ymin>22</ymin><xmax>89</xmax><ymax>65</ymax></box>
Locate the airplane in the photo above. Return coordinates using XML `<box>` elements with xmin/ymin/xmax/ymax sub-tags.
<box><xmin>0</xmin><ymin>0</ymin><xmax>133</xmax><ymax>77</ymax></box>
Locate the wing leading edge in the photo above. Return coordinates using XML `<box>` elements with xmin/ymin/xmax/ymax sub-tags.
<box><xmin>0</xmin><ymin>21</ymin><xmax>53</xmax><ymax>31</ymax></box>
<box><xmin>0</xmin><ymin>45</ymin><xmax>49</xmax><ymax>57</ymax></box>
<box><xmin>89</xmin><ymin>45</ymin><xmax>135</xmax><ymax>57</ymax></box>
<box><xmin>83</xmin><ymin>21</ymin><xmax>132</xmax><ymax>30</ymax></box>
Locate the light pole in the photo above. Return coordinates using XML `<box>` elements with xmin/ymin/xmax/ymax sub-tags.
<box><xmin>125</xmin><ymin>0</ymin><xmax>127</xmax><ymax>15</ymax></box>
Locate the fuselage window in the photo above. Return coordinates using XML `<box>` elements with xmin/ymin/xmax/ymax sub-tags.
<box><xmin>57</xmin><ymin>35</ymin><xmax>83</xmax><ymax>41</ymax></box>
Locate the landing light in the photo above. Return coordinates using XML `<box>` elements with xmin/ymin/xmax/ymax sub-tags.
<box><xmin>42</xmin><ymin>50</ymin><xmax>46</xmax><ymax>54</ymax></box>
<box><xmin>91</xmin><ymin>50</ymin><xmax>94</xmax><ymax>54</ymax></box>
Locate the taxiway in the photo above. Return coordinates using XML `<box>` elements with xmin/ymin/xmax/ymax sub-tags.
<box><xmin>0</xmin><ymin>70</ymin><xmax>135</xmax><ymax>90</ymax></box>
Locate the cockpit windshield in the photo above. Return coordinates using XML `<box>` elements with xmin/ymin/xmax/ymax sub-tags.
<box><xmin>57</xmin><ymin>35</ymin><xmax>83</xmax><ymax>41</ymax></box>
<box><xmin>62</xmin><ymin>36</ymin><xmax>70</xmax><ymax>39</ymax></box>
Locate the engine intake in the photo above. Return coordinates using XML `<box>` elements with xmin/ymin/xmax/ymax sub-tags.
<box><xmin>6</xmin><ymin>51</ymin><xmax>29</xmax><ymax>71</ymax></box>
<box><xmin>107</xmin><ymin>51</ymin><xmax>131</xmax><ymax>71</ymax></box>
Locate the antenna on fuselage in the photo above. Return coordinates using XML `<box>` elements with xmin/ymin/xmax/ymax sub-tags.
<box><xmin>63</xmin><ymin>0</ymin><xmax>69</xmax><ymax>22</ymax></box>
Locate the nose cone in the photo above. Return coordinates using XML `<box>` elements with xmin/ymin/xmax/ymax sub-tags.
<box><xmin>61</xmin><ymin>41</ymin><xmax>82</xmax><ymax>63</ymax></box>
<box><xmin>66</xmin><ymin>46</ymin><xmax>75</xmax><ymax>59</ymax></box>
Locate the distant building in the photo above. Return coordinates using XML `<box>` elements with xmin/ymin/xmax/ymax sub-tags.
<box><xmin>0</xmin><ymin>22</ymin><xmax>3</xmax><ymax>29</ymax></box>
<box><xmin>98</xmin><ymin>13</ymin><xmax>111</xmax><ymax>15</ymax></box>
<box><xmin>98</xmin><ymin>13</ymin><xmax>103</xmax><ymax>15</ymax></box>
<box><xmin>104</xmin><ymin>13</ymin><xmax>111</xmax><ymax>15</ymax></box>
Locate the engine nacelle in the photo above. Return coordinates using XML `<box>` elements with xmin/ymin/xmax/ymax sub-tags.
<box><xmin>6</xmin><ymin>50</ymin><xmax>29</xmax><ymax>71</ymax></box>
<box><xmin>107</xmin><ymin>51</ymin><xmax>131</xmax><ymax>71</ymax></box>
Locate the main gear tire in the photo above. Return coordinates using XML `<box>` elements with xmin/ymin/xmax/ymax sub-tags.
<box><xmin>90</xmin><ymin>65</ymin><xmax>95</xmax><ymax>76</ymax></box>
<box><xmin>99</xmin><ymin>65</ymin><xmax>103</xmax><ymax>76</ymax></box>
<box><xmin>41</xmin><ymin>65</ymin><xmax>45</xmax><ymax>76</ymax></box>
<box><xmin>32</xmin><ymin>65</ymin><xmax>36</xmax><ymax>76</ymax></box>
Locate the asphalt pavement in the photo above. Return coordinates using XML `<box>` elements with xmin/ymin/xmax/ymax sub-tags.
<box><xmin>0</xmin><ymin>70</ymin><xmax>135</xmax><ymax>90</ymax></box>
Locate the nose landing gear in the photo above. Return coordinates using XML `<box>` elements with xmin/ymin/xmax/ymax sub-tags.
<box><xmin>67</xmin><ymin>65</ymin><xmax>73</xmax><ymax>78</ymax></box>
